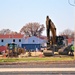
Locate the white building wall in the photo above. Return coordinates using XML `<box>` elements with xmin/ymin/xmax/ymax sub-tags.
<box><xmin>0</xmin><ymin>36</ymin><xmax>46</xmax><ymax>47</ymax></box>
<box><xmin>23</xmin><ymin>36</ymin><xmax>46</xmax><ymax>45</ymax></box>
<box><xmin>0</xmin><ymin>38</ymin><xmax>25</xmax><ymax>47</ymax></box>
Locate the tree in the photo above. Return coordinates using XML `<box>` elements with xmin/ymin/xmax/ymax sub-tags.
<box><xmin>20</xmin><ymin>22</ymin><xmax>45</xmax><ymax>36</ymax></box>
<box><xmin>59</xmin><ymin>29</ymin><xmax>74</xmax><ymax>38</ymax></box>
<box><xmin>0</xmin><ymin>29</ymin><xmax>18</xmax><ymax>34</ymax></box>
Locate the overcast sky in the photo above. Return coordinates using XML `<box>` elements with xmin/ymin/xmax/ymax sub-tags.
<box><xmin>0</xmin><ymin>0</ymin><xmax>74</xmax><ymax>35</ymax></box>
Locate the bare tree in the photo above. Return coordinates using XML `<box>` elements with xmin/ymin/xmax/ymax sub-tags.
<box><xmin>20</xmin><ymin>22</ymin><xmax>45</xmax><ymax>36</ymax></box>
<box><xmin>71</xmin><ymin>31</ymin><xmax>74</xmax><ymax>39</ymax></box>
<box><xmin>0</xmin><ymin>29</ymin><xmax>11</xmax><ymax>34</ymax></box>
<box><xmin>59</xmin><ymin>29</ymin><xmax>74</xmax><ymax>38</ymax></box>
<box><xmin>0</xmin><ymin>29</ymin><xmax>18</xmax><ymax>34</ymax></box>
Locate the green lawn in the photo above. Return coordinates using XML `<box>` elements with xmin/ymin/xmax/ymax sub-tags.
<box><xmin>0</xmin><ymin>56</ymin><xmax>74</xmax><ymax>63</ymax></box>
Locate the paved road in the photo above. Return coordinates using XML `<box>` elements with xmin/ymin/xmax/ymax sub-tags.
<box><xmin>0</xmin><ymin>71</ymin><xmax>75</xmax><ymax>75</ymax></box>
<box><xmin>0</xmin><ymin>63</ymin><xmax>75</xmax><ymax>68</ymax></box>
<box><xmin>0</xmin><ymin>61</ymin><xmax>75</xmax><ymax>75</ymax></box>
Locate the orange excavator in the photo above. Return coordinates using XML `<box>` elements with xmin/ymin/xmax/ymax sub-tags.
<box><xmin>43</xmin><ymin>16</ymin><xmax>66</xmax><ymax>56</ymax></box>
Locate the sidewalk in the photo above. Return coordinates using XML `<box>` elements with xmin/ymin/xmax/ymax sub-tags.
<box><xmin>0</xmin><ymin>68</ymin><xmax>75</xmax><ymax>72</ymax></box>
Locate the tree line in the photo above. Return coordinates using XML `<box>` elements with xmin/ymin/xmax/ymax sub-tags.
<box><xmin>0</xmin><ymin>22</ymin><xmax>74</xmax><ymax>38</ymax></box>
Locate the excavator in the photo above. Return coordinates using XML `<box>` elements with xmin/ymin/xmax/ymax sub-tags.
<box><xmin>43</xmin><ymin>17</ymin><xmax>57</xmax><ymax>56</ymax></box>
<box><xmin>43</xmin><ymin>16</ymin><xmax>70</xmax><ymax>56</ymax></box>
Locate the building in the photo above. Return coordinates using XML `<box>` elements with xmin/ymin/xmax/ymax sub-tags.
<box><xmin>0</xmin><ymin>34</ymin><xmax>24</xmax><ymax>47</ymax></box>
<box><xmin>67</xmin><ymin>38</ymin><xmax>74</xmax><ymax>45</ymax></box>
<box><xmin>22</xmin><ymin>36</ymin><xmax>46</xmax><ymax>51</ymax></box>
<box><xmin>0</xmin><ymin>34</ymin><xmax>46</xmax><ymax>52</ymax></box>
<box><xmin>0</xmin><ymin>46</ymin><xmax>7</xmax><ymax>53</ymax></box>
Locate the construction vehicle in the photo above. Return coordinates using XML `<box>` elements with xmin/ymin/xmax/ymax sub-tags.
<box><xmin>43</xmin><ymin>17</ymin><xmax>69</xmax><ymax>56</ymax></box>
<box><xmin>6</xmin><ymin>43</ymin><xmax>25</xmax><ymax>57</ymax></box>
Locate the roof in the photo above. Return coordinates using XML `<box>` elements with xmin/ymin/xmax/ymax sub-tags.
<box><xmin>38</xmin><ymin>36</ymin><xmax>47</xmax><ymax>40</ymax></box>
<box><xmin>24</xmin><ymin>36</ymin><xmax>46</xmax><ymax>44</ymax></box>
<box><xmin>25</xmin><ymin>36</ymin><xmax>47</xmax><ymax>40</ymax></box>
<box><xmin>0</xmin><ymin>34</ymin><xmax>24</xmax><ymax>38</ymax></box>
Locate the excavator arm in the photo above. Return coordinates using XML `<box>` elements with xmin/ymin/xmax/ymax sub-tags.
<box><xmin>50</xmin><ymin>21</ymin><xmax>56</xmax><ymax>44</ymax></box>
<box><xmin>43</xmin><ymin>17</ymin><xmax>56</xmax><ymax>56</ymax></box>
<box><xmin>47</xmin><ymin>20</ymin><xmax>56</xmax><ymax>46</ymax></box>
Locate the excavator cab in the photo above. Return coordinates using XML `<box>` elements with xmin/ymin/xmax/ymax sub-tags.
<box><xmin>56</xmin><ymin>36</ymin><xmax>64</xmax><ymax>45</ymax></box>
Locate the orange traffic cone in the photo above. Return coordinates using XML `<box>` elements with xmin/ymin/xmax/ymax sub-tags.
<box><xmin>39</xmin><ymin>53</ymin><xmax>43</xmax><ymax>57</ymax></box>
<box><xmin>3</xmin><ymin>54</ymin><xmax>6</xmax><ymax>58</ymax></box>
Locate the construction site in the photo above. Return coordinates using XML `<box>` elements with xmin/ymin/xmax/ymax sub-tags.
<box><xmin>0</xmin><ymin>16</ymin><xmax>74</xmax><ymax>58</ymax></box>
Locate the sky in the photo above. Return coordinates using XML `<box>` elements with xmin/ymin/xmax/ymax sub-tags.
<box><xmin>0</xmin><ymin>0</ymin><xmax>74</xmax><ymax>36</ymax></box>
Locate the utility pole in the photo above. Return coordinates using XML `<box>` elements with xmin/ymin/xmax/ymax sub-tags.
<box><xmin>74</xmin><ymin>31</ymin><xmax>75</xmax><ymax>61</ymax></box>
<box><xmin>74</xmin><ymin>7</ymin><xmax>75</xmax><ymax>60</ymax></box>
<box><xmin>68</xmin><ymin>0</ymin><xmax>75</xmax><ymax>60</ymax></box>
<box><xmin>74</xmin><ymin>6</ymin><xmax>75</xmax><ymax>60</ymax></box>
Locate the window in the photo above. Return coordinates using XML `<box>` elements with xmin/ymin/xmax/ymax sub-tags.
<box><xmin>19</xmin><ymin>39</ymin><xmax>21</xmax><ymax>42</ymax></box>
<box><xmin>13</xmin><ymin>39</ymin><xmax>15</xmax><ymax>42</ymax></box>
<box><xmin>1</xmin><ymin>39</ymin><xmax>4</xmax><ymax>42</ymax></box>
<box><xmin>33</xmin><ymin>40</ymin><xmax>35</xmax><ymax>42</ymax></box>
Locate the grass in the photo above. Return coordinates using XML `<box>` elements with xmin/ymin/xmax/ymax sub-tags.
<box><xmin>0</xmin><ymin>56</ymin><xmax>74</xmax><ymax>63</ymax></box>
